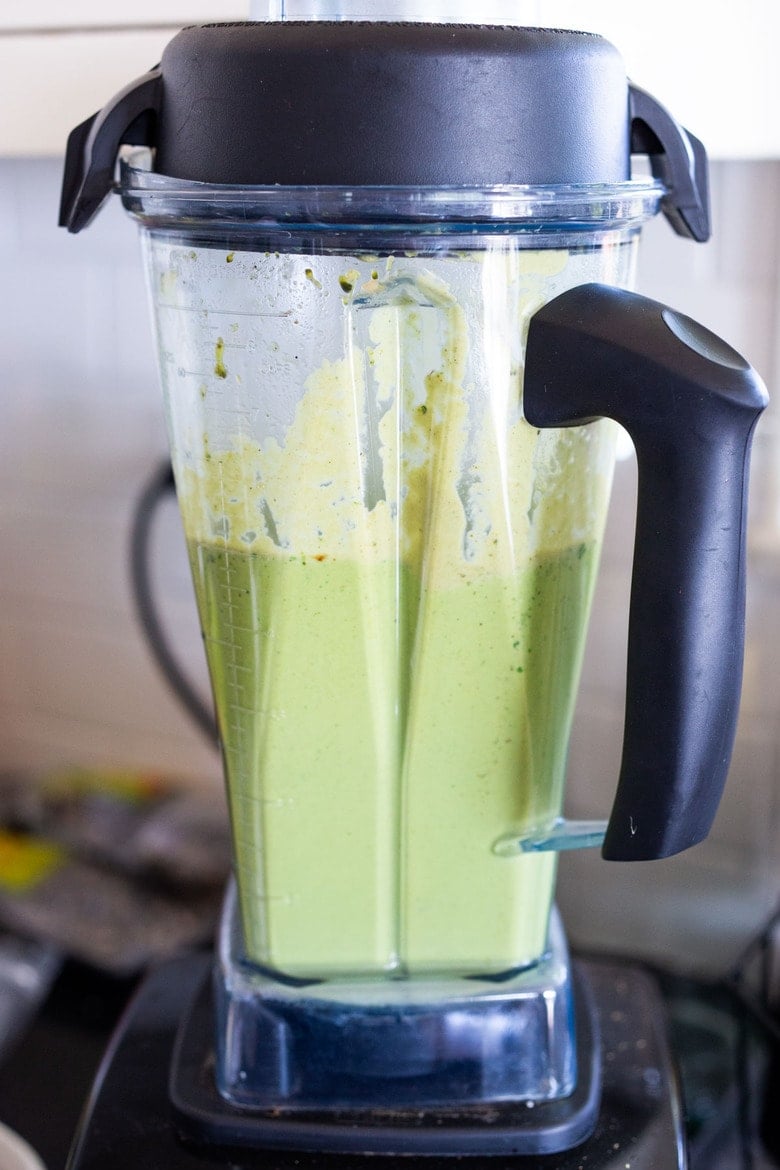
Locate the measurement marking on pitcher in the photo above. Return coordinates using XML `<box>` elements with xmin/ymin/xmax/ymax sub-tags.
<box><xmin>227</xmin><ymin>703</ymin><xmax>276</xmax><ymax>717</ymax></box>
<box><xmin>213</xmin><ymin>540</ymin><xmax>267</xmax><ymax>925</ymax></box>
<box><xmin>214</xmin><ymin>530</ymin><xmax>275</xmax><ymax>949</ymax></box>
<box><xmin>211</xmin><ymin>626</ymin><xmax>261</xmax><ymax>641</ymax></box>
<box><xmin>159</xmin><ymin>304</ymin><xmax>293</xmax><ymax>318</ymax></box>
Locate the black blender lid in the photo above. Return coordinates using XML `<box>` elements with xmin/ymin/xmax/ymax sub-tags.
<box><xmin>60</xmin><ymin>21</ymin><xmax>709</xmax><ymax>240</ymax></box>
<box><xmin>154</xmin><ymin>23</ymin><xmax>629</xmax><ymax>187</ymax></box>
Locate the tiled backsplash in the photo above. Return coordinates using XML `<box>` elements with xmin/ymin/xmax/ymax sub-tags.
<box><xmin>1</xmin><ymin>157</ymin><xmax>779</xmax><ymax>975</ymax></box>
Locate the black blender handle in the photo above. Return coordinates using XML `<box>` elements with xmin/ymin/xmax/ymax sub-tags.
<box><xmin>60</xmin><ymin>69</ymin><xmax>161</xmax><ymax>234</ymax></box>
<box><xmin>524</xmin><ymin>284</ymin><xmax>767</xmax><ymax>861</ymax></box>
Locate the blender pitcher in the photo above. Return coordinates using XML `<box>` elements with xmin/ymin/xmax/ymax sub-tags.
<box><xmin>60</xmin><ymin>13</ymin><xmax>766</xmax><ymax>1155</ymax></box>
<box><xmin>140</xmin><ymin>215</ymin><xmax>635</xmax><ymax>983</ymax></box>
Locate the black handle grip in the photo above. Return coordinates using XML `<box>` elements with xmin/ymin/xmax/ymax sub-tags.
<box><xmin>59</xmin><ymin>69</ymin><xmax>161</xmax><ymax>234</ymax></box>
<box><xmin>524</xmin><ymin>284</ymin><xmax>767</xmax><ymax>861</ymax></box>
<box><xmin>629</xmin><ymin>84</ymin><xmax>710</xmax><ymax>243</ymax></box>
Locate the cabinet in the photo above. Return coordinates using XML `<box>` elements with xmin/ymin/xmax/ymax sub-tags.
<box><xmin>534</xmin><ymin>1</ymin><xmax>778</xmax><ymax>161</ymax></box>
<box><xmin>0</xmin><ymin>4</ymin><xmax>245</xmax><ymax>156</ymax></box>
<box><xmin>0</xmin><ymin>2</ymin><xmax>777</xmax><ymax>157</ymax></box>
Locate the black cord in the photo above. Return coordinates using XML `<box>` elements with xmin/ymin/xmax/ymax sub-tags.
<box><xmin>736</xmin><ymin>996</ymin><xmax>755</xmax><ymax>1170</ymax></box>
<box><xmin>129</xmin><ymin>460</ymin><xmax>219</xmax><ymax>747</ymax></box>
<box><xmin>725</xmin><ymin>900</ymin><xmax>780</xmax><ymax>1170</ymax></box>
<box><xmin>728</xmin><ymin>904</ymin><xmax>780</xmax><ymax>985</ymax></box>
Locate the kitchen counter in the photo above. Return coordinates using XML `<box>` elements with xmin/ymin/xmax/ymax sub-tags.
<box><xmin>0</xmin><ymin>949</ymin><xmax>776</xmax><ymax>1170</ymax></box>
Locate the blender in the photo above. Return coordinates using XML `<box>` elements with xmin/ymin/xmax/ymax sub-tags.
<box><xmin>59</xmin><ymin>5</ymin><xmax>766</xmax><ymax>1166</ymax></box>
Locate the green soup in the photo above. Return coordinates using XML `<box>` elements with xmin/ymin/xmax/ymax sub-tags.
<box><xmin>189</xmin><ymin>539</ymin><xmax>598</xmax><ymax>978</ymax></box>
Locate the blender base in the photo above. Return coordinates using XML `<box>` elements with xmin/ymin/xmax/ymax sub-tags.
<box><xmin>211</xmin><ymin>886</ymin><xmax>585</xmax><ymax>1128</ymax></box>
<box><xmin>170</xmin><ymin>957</ymin><xmax>599</xmax><ymax>1156</ymax></box>
<box><xmin>66</xmin><ymin>951</ymin><xmax>687</xmax><ymax>1169</ymax></box>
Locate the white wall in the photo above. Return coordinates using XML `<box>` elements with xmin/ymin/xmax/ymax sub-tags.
<box><xmin>2</xmin><ymin>156</ymin><xmax>780</xmax><ymax>976</ymax></box>
<box><xmin>0</xmin><ymin>158</ymin><xmax>219</xmax><ymax>788</ymax></box>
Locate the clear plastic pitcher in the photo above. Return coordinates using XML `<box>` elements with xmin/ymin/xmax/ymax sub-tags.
<box><xmin>123</xmin><ymin>173</ymin><xmax>657</xmax><ymax>980</ymax></box>
<box><xmin>61</xmin><ymin>17</ymin><xmax>766</xmax><ymax>1138</ymax></box>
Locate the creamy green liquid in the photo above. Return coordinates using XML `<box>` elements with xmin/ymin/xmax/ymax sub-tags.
<box><xmin>190</xmin><ymin>540</ymin><xmax>598</xmax><ymax>978</ymax></box>
<box><xmin>155</xmin><ymin>245</ymin><xmax>624</xmax><ymax>979</ymax></box>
